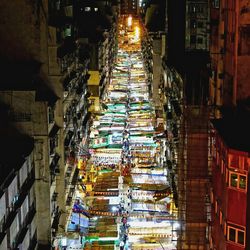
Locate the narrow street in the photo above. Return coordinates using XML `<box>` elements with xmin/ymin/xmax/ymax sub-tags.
<box><xmin>70</xmin><ymin>16</ymin><xmax>178</xmax><ymax>250</ymax></box>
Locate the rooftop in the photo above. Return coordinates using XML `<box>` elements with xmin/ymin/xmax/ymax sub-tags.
<box><xmin>0</xmin><ymin>60</ymin><xmax>58</xmax><ymax>105</ymax></box>
<box><xmin>211</xmin><ymin>106</ymin><xmax>250</xmax><ymax>153</ymax></box>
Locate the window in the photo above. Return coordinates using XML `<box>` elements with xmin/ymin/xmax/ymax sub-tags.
<box><xmin>94</xmin><ymin>7</ymin><xmax>98</xmax><ymax>11</ymax></box>
<box><xmin>239</xmin><ymin>175</ymin><xmax>246</xmax><ymax>189</ymax></box>
<box><xmin>85</xmin><ymin>7</ymin><xmax>91</xmax><ymax>11</ymax></box>
<box><xmin>229</xmin><ymin>171</ymin><xmax>247</xmax><ymax>190</ymax></box>
<box><xmin>197</xmin><ymin>37</ymin><xmax>203</xmax><ymax>44</ymax></box>
<box><xmin>238</xmin><ymin>230</ymin><xmax>245</xmax><ymax>245</ymax></box>
<box><xmin>230</xmin><ymin>173</ymin><xmax>238</xmax><ymax>188</ymax></box>
<box><xmin>228</xmin><ymin>227</ymin><xmax>236</xmax><ymax>242</ymax></box>
<box><xmin>48</xmin><ymin>107</ymin><xmax>55</xmax><ymax>124</ymax></box>
<box><xmin>190</xmin><ymin>20</ymin><xmax>196</xmax><ymax>28</ymax></box>
<box><xmin>212</xmin><ymin>0</ymin><xmax>219</xmax><ymax>8</ymax></box>
<box><xmin>227</xmin><ymin>226</ymin><xmax>245</xmax><ymax>246</ymax></box>
<box><xmin>238</xmin><ymin>25</ymin><xmax>250</xmax><ymax>55</ymax></box>
<box><xmin>190</xmin><ymin>35</ymin><xmax>196</xmax><ymax>44</ymax></box>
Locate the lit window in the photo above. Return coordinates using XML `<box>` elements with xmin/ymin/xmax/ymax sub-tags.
<box><xmin>229</xmin><ymin>171</ymin><xmax>247</xmax><ymax>190</ymax></box>
<box><xmin>212</xmin><ymin>0</ymin><xmax>220</xmax><ymax>8</ymax></box>
<box><xmin>94</xmin><ymin>7</ymin><xmax>98</xmax><ymax>11</ymax></box>
<box><xmin>239</xmin><ymin>175</ymin><xmax>246</xmax><ymax>189</ymax></box>
<box><xmin>85</xmin><ymin>7</ymin><xmax>91</xmax><ymax>11</ymax></box>
<box><xmin>230</xmin><ymin>173</ymin><xmax>238</xmax><ymax>188</ymax></box>
<box><xmin>227</xmin><ymin>226</ymin><xmax>245</xmax><ymax>246</ymax></box>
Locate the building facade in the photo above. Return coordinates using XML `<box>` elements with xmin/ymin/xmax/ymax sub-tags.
<box><xmin>0</xmin><ymin>130</ymin><xmax>36</xmax><ymax>250</ymax></box>
<box><xmin>185</xmin><ymin>0</ymin><xmax>210</xmax><ymax>51</ymax></box>
<box><xmin>210</xmin><ymin>110</ymin><xmax>250</xmax><ymax>250</ymax></box>
<box><xmin>120</xmin><ymin>0</ymin><xmax>138</xmax><ymax>15</ymax></box>
<box><xmin>165</xmin><ymin>1</ymin><xmax>211</xmax><ymax>249</ymax></box>
<box><xmin>0</xmin><ymin>0</ymin><xmax>119</xmax><ymax>248</ymax></box>
<box><xmin>209</xmin><ymin>0</ymin><xmax>250</xmax><ymax>114</ymax></box>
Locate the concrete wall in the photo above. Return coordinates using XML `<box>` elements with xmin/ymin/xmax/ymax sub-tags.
<box><xmin>0</xmin><ymin>91</ymin><xmax>52</xmax><ymax>247</ymax></box>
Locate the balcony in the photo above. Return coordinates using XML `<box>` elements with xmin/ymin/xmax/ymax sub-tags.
<box><xmin>29</xmin><ymin>232</ymin><xmax>37</xmax><ymax>250</ymax></box>
<box><xmin>50</xmin><ymin>153</ymin><xmax>60</xmax><ymax>177</ymax></box>
<box><xmin>14</xmin><ymin>204</ymin><xmax>36</xmax><ymax>248</ymax></box>
<box><xmin>15</xmin><ymin>170</ymin><xmax>35</xmax><ymax>209</ymax></box>
<box><xmin>1</xmin><ymin>169</ymin><xmax>35</xmax><ymax>235</ymax></box>
<box><xmin>64</xmin><ymin>5</ymin><xmax>73</xmax><ymax>17</ymax></box>
<box><xmin>60</xmin><ymin>52</ymin><xmax>77</xmax><ymax>73</ymax></box>
<box><xmin>49</xmin><ymin>136</ymin><xmax>58</xmax><ymax>156</ymax></box>
<box><xmin>51</xmin><ymin>207</ymin><xmax>61</xmax><ymax>232</ymax></box>
<box><xmin>64</xmin><ymin>101</ymin><xmax>80</xmax><ymax>135</ymax></box>
<box><xmin>64</xmin><ymin>130</ymin><xmax>75</xmax><ymax>148</ymax></box>
<box><xmin>65</xmin><ymin>168</ymin><xmax>79</xmax><ymax>206</ymax></box>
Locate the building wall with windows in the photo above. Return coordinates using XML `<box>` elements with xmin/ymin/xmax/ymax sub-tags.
<box><xmin>209</xmin><ymin>0</ymin><xmax>250</xmax><ymax>112</ymax></box>
<box><xmin>0</xmin><ymin>137</ymin><xmax>36</xmax><ymax>250</ymax></box>
<box><xmin>120</xmin><ymin>0</ymin><xmax>138</xmax><ymax>15</ymax></box>
<box><xmin>185</xmin><ymin>0</ymin><xmax>210</xmax><ymax>51</ymax></box>
<box><xmin>210</xmin><ymin>118</ymin><xmax>250</xmax><ymax>250</ymax></box>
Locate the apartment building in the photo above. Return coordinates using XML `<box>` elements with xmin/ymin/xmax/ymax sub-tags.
<box><xmin>120</xmin><ymin>0</ymin><xmax>138</xmax><ymax>15</ymax></box>
<box><xmin>0</xmin><ymin>107</ymin><xmax>36</xmax><ymax>250</ymax></box>
<box><xmin>0</xmin><ymin>0</ymin><xmax>89</xmax><ymax>248</ymax></box>
<box><xmin>165</xmin><ymin>1</ymin><xmax>211</xmax><ymax>249</ymax></box>
<box><xmin>209</xmin><ymin>0</ymin><xmax>250</xmax><ymax>114</ymax></box>
<box><xmin>210</xmin><ymin>107</ymin><xmax>250</xmax><ymax>249</ymax></box>
<box><xmin>0</xmin><ymin>0</ymin><xmax>118</xmax><ymax>248</ymax></box>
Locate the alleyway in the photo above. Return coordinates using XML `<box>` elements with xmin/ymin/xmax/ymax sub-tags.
<box><xmin>69</xmin><ymin>16</ymin><xmax>178</xmax><ymax>250</ymax></box>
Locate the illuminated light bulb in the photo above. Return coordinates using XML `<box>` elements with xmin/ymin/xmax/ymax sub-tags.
<box><xmin>127</xmin><ymin>15</ymin><xmax>132</xmax><ymax>27</ymax></box>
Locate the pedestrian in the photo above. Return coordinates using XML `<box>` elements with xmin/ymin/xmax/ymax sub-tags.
<box><xmin>120</xmin><ymin>240</ymin><xmax>125</xmax><ymax>250</ymax></box>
